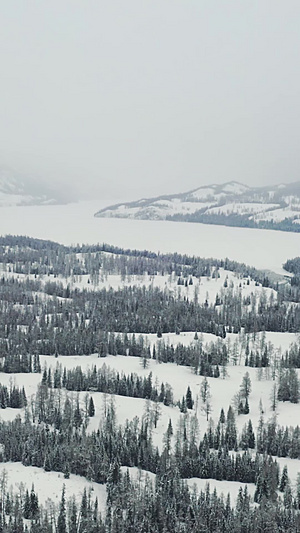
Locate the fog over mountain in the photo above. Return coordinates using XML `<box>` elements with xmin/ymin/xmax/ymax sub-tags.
<box><xmin>0</xmin><ymin>1</ymin><xmax>299</xmax><ymax>202</ymax></box>
<box><xmin>0</xmin><ymin>166</ymin><xmax>72</xmax><ymax>206</ymax></box>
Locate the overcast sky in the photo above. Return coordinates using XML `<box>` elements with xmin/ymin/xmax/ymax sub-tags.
<box><xmin>0</xmin><ymin>1</ymin><xmax>299</xmax><ymax>202</ymax></box>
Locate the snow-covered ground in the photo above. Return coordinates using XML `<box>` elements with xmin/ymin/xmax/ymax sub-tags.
<box><xmin>186</xmin><ymin>477</ymin><xmax>256</xmax><ymax>503</ymax></box>
<box><xmin>253</xmin><ymin>206</ymin><xmax>300</xmax><ymax>223</ymax></box>
<box><xmin>0</xmin><ymin>266</ymin><xmax>277</xmax><ymax>308</ymax></box>
<box><xmin>1</xmin><ymin>201</ymin><xmax>300</xmax><ymax>274</ymax></box>
<box><xmin>120</xmin><ymin>466</ymin><xmax>256</xmax><ymax>505</ymax></box>
<box><xmin>0</xmin><ymin>462</ymin><xmax>107</xmax><ymax>512</ymax></box>
<box><xmin>206</xmin><ymin>202</ymin><xmax>279</xmax><ymax>216</ymax></box>
<box><xmin>1</xmin><ymin>325</ymin><xmax>299</xmax><ymax>448</ymax></box>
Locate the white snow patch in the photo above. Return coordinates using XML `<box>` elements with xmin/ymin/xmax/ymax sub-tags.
<box><xmin>221</xmin><ymin>182</ymin><xmax>249</xmax><ymax>195</ymax></box>
<box><xmin>206</xmin><ymin>202</ymin><xmax>279</xmax><ymax>216</ymax></box>
<box><xmin>186</xmin><ymin>477</ymin><xmax>255</xmax><ymax>503</ymax></box>
<box><xmin>189</xmin><ymin>188</ymin><xmax>216</xmax><ymax>200</ymax></box>
<box><xmin>0</xmin><ymin>462</ymin><xmax>106</xmax><ymax>511</ymax></box>
<box><xmin>119</xmin><ymin>466</ymin><xmax>256</xmax><ymax>504</ymax></box>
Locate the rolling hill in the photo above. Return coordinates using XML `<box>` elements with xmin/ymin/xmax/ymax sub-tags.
<box><xmin>95</xmin><ymin>180</ymin><xmax>300</xmax><ymax>232</ymax></box>
<box><xmin>0</xmin><ymin>166</ymin><xmax>68</xmax><ymax>206</ymax></box>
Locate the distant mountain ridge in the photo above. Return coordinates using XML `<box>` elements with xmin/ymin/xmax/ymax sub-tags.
<box><xmin>0</xmin><ymin>167</ymin><xmax>68</xmax><ymax>206</ymax></box>
<box><xmin>95</xmin><ymin>180</ymin><xmax>300</xmax><ymax>233</ymax></box>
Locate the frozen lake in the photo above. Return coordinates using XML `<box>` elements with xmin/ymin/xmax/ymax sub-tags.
<box><xmin>1</xmin><ymin>200</ymin><xmax>299</xmax><ymax>274</ymax></box>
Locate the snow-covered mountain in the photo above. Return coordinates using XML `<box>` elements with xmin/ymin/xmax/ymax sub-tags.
<box><xmin>0</xmin><ymin>167</ymin><xmax>68</xmax><ymax>206</ymax></box>
<box><xmin>95</xmin><ymin>180</ymin><xmax>300</xmax><ymax>232</ymax></box>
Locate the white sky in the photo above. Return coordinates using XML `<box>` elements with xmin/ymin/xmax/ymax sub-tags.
<box><xmin>0</xmin><ymin>1</ymin><xmax>299</xmax><ymax>203</ymax></box>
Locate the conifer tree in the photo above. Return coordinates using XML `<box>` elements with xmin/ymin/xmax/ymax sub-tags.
<box><xmin>225</xmin><ymin>406</ymin><xmax>237</xmax><ymax>450</ymax></box>
<box><xmin>68</xmin><ymin>498</ymin><xmax>78</xmax><ymax>533</ymax></box>
<box><xmin>185</xmin><ymin>386</ymin><xmax>194</xmax><ymax>409</ymax></box>
<box><xmin>30</xmin><ymin>485</ymin><xmax>39</xmax><ymax>519</ymax></box>
<box><xmin>57</xmin><ymin>485</ymin><xmax>66</xmax><ymax>533</ymax></box>
<box><xmin>88</xmin><ymin>397</ymin><xmax>95</xmax><ymax>417</ymax></box>
<box><xmin>279</xmin><ymin>465</ymin><xmax>289</xmax><ymax>492</ymax></box>
<box><xmin>23</xmin><ymin>490</ymin><xmax>31</xmax><ymax>520</ymax></box>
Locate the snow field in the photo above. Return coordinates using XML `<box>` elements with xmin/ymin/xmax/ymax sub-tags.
<box><xmin>0</xmin><ymin>462</ymin><xmax>107</xmax><ymax>514</ymax></box>
<box><xmin>253</xmin><ymin>206</ymin><xmax>300</xmax><ymax>223</ymax></box>
<box><xmin>206</xmin><ymin>202</ymin><xmax>280</xmax><ymax>216</ymax></box>
<box><xmin>120</xmin><ymin>466</ymin><xmax>256</xmax><ymax>505</ymax></box>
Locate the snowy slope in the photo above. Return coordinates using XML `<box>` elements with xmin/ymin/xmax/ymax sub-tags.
<box><xmin>0</xmin><ymin>167</ymin><xmax>67</xmax><ymax>206</ymax></box>
<box><xmin>0</xmin><ymin>463</ymin><xmax>107</xmax><ymax>513</ymax></box>
<box><xmin>95</xmin><ymin>180</ymin><xmax>300</xmax><ymax>231</ymax></box>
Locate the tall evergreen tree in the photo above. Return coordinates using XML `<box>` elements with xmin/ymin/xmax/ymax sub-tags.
<box><xmin>57</xmin><ymin>485</ymin><xmax>66</xmax><ymax>533</ymax></box>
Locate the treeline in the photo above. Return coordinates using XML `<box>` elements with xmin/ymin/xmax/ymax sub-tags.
<box><xmin>167</xmin><ymin>210</ymin><xmax>300</xmax><ymax>235</ymax></box>
<box><xmin>2</xmin><ymin>468</ymin><xmax>300</xmax><ymax>533</ymax></box>
<box><xmin>258</xmin><ymin>417</ymin><xmax>300</xmax><ymax>459</ymax></box>
<box><xmin>0</xmin><ymin>385</ymin><xmax>287</xmax><ymax>491</ymax></box>
<box><xmin>0</xmin><ymin>480</ymin><xmax>102</xmax><ymax>533</ymax></box>
<box><xmin>5</xmin><ymin>234</ymin><xmax>300</xmax><ymax>302</ymax></box>
<box><xmin>281</xmin><ymin>343</ymin><xmax>300</xmax><ymax>368</ymax></box>
<box><xmin>283</xmin><ymin>257</ymin><xmax>300</xmax><ymax>292</ymax></box>
<box><xmin>2</xmin><ymin>280</ymin><xmax>300</xmax><ymax>361</ymax></box>
<box><xmin>0</xmin><ymin>234</ymin><xmax>277</xmax><ymax>288</ymax></box>
<box><xmin>105</xmin><ymin>463</ymin><xmax>300</xmax><ymax>532</ymax></box>
<box><xmin>46</xmin><ymin>364</ymin><xmax>174</xmax><ymax>406</ymax></box>
<box><xmin>94</xmin><ymin>331</ymin><xmax>227</xmax><ymax>373</ymax></box>
<box><xmin>0</xmin><ymin>352</ymin><xmax>41</xmax><ymax>374</ymax></box>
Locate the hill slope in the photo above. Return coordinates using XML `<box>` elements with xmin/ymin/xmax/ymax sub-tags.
<box><xmin>95</xmin><ymin>180</ymin><xmax>300</xmax><ymax>232</ymax></box>
<box><xmin>0</xmin><ymin>167</ymin><xmax>68</xmax><ymax>206</ymax></box>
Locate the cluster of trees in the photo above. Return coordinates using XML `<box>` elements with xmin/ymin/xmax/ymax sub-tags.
<box><xmin>0</xmin><ymin>384</ymin><xmax>27</xmax><ymax>409</ymax></box>
<box><xmin>277</xmin><ymin>368</ymin><xmax>300</xmax><ymax>403</ymax></box>
<box><xmin>281</xmin><ymin>343</ymin><xmax>300</xmax><ymax>368</ymax></box>
<box><xmin>105</xmin><ymin>467</ymin><xmax>300</xmax><ymax>532</ymax></box>
<box><xmin>2</xmin><ymin>469</ymin><xmax>300</xmax><ymax>533</ymax></box>
<box><xmin>167</xmin><ymin>210</ymin><xmax>300</xmax><ymax>235</ymax></box>
<box><xmin>2</xmin><ymin>238</ymin><xmax>300</xmax><ymax>373</ymax></box>
<box><xmin>257</xmin><ymin>417</ymin><xmax>300</xmax><ymax>459</ymax></box>
<box><xmin>2</xmin><ymin>275</ymin><xmax>300</xmax><ymax>363</ymax></box>
<box><xmin>46</xmin><ymin>363</ymin><xmax>174</xmax><ymax>406</ymax></box>
<box><xmin>0</xmin><ymin>235</ymin><xmax>275</xmax><ymax>286</ymax></box>
<box><xmin>0</xmin><ymin>383</ymin><xmax>288</xmax><ymax>494</ymax></box>
<box><xmin>0</xmin><ymin>478</ymin><xmax>102</xmax><ymax>533</ymax></box>
<box><xmin>284</xmin><ymin>257</ymin><xmax>300</xmax><ymax>276</ymax></box>
<box><xmin>4</xmin><ymin>235</ymin><xmax>300</xmax><ymax>301</ymax></box>
<box><xmin>0</xmin><ymin>352</ymin><xmax>41</xmax><ymax>374</ymax></box>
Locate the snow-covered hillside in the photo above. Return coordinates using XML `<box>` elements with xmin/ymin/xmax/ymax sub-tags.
<box><xmin>0</xmin><ymin>167</ymin><xmax>67</xmax><ymax>206</ymax></box>
<box><xmin>95</xmin><ymin>180</ymin><xmax>300</xmax><ymax>232</ymax></box>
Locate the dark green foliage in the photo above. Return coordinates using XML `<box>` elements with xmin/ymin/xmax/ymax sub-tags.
<box><xmin>278</xmin><ymin>368</ymin><xmax>299</xmax><ymax>403</ymax></box>
<box><xmin>279</xmin><ymin>465</ymin><xmax>289</xmax><ymax>492</ymax></box>
<box><xmin>167</xmin><ymin>209</ymin><xmax>300</xmax><ymax>235</ymax></box>
<box><xmin>185</xmin><ymin>386</ymin><xmax>194</xmax><ymax>409</ymax></box>
<box><xmin>88</xmin><ymin>397</ymin><xmax>95</xmax><ymax>417</ymax></box>
<box><xmin>0</xmin><ymin>384</ymin><xmax>27</xmax><ymax>409</ymax></box>
<box><xmin>57</xmin><ymin>486</ymin><xmax>66</xmax><ymax>533</ymax></box>
<box><xmin>50</xmin><ymin>364</ymin><xmax>172</xmax><ymax>405</ymax></box>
